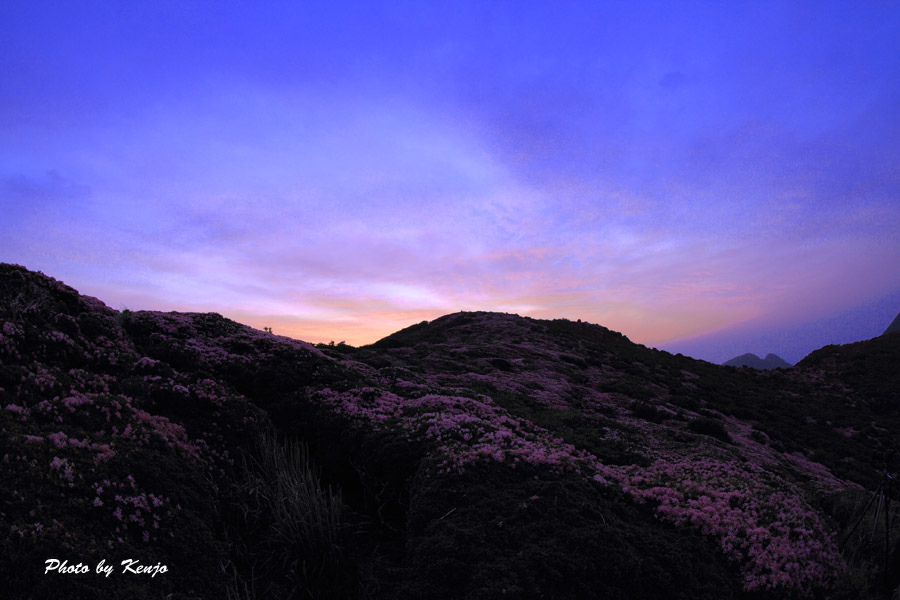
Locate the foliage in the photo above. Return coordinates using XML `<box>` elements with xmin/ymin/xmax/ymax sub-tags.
<box><xmin>688</xmin><ymin>417</ymin><xmax>733</xmax><ymax>443</ymax></box>
<box><xmin>631</xmin><ymin>401</ymin><xmax>670</xmax><ymax>423</ymax></box>
<box><xmin>402</xmin><ymin>461</ymin><xmax>741</xmax><ymax>599</ymax></box>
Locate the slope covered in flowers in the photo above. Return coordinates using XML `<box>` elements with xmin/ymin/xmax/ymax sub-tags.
<box><xmin>2</xmin><ymin>264</ymin><xmax>898</xmax><ymax>599</ymax></box>
<box><xmin>0</xmin><ymin>264</ymin><xmax>343</xmax><ymax>598</ymax></box>
<box><xmin>342</xmin><ymin>311</ymin><xmax>900</xmax><ymax>596</ymax></box>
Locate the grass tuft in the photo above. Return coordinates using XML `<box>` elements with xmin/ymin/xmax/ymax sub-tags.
<box><xmin>221</xmin><ymin>430</ymin><xmax>362</xmax><ymax>599</ymax></box>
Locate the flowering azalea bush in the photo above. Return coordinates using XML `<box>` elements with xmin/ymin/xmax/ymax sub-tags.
<box><xmin>314</xmin><ymin>388</ymin><xmax>598</xmax><ymax>474</ymax></box>
<box><xmin>599</xmin><ymin>457</ymin><xmax>844</xmax><ymax>593</ymax></box>
<box><xmin>0</xmin><ymin>265</ymin><xmax>272</xmax><ymax>597</ymax></box>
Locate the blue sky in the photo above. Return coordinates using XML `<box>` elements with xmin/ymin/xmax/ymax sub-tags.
<box><xmin>2</xmin><ymin>1</ymin><xmax>899</xmax><ymax>363</ymax></box>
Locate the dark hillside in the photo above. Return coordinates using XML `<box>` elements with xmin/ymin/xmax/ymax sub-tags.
<box><xmin>3</xmin><ymin>265</ymin><xmax>899</xmax><ymax>599</ymax></box>
<box><xmin>884</xmin><ymin>312</ymin><xmax>900</xmax><ymax>336</ymax></box>
<box><xmin>797</xmin><ymin>333</ymin><xmax>900</xmax><ymax>409</ymax></box>
<box><xmin>793</xmin><ymin>334</ymin><xmax>900</xmax><ymax>461</ymax></box>
<box><xmin>358</xmin><ymin>312</ymin><xmax>895</xmax><ymax>489</ymax></box>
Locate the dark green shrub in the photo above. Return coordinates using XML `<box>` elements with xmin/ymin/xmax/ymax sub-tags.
<box><xmin>603</xmin><ymin>378</ymin><xmax>655</xmax><ymax>401</ymax></box>
<box><xmin>402</xmin><ymin>462</ymin><xmax>741</xmax><ymax>599</ymax></box>
<box><xmin>559</xmin><ymin>354</ymin><xmax>587</xmax><ymax>369</ymax></box>
<box><xmin>670</xmin><ymin>394</ymin><xmax>700</xmax><ymax>411</ymax></box>
<box><xmin>631</xmin><ymin>402</ymin><xmax>669</xmax><ymax>423</ymax></box>
<box><xmin>688</xmin><ymin>417</ymin><xmax>732</xmax><ymax>443</ymax></box>
<box><xmin>490</xmin><ymin>358</ymin><xmax>513</xmax><ymax>372</ymax></box>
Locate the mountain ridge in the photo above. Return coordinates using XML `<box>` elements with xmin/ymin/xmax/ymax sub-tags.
<box><xmin>722</xmin><ymin>352</ymin><xmax>793</xmax><ymax>370</ymax></box>
<box><xmin>885</xmin><ymin>310</ymin><xmax>900</xmax><ymax>335</ymax></box>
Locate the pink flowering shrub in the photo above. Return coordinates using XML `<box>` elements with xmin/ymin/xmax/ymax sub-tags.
<box><xmin>598</xmin><ymin>457</ymin><xmax>844</xmax><ymax>594</ymax></box>
<box><xmin>89</xmin><ymin>476</ymin><xmax>178</xmax><ymax>546</ymax></box>
<box><xmin>314</xmin><ymin>388</ymin><xmax>597</xmax><ymax>474</ymax></box>
<box><xmin>49</xmin><ymin>455</ymin><xmax>74</xmax><ymax>483</ymax></box>
<box><xmin>0</xmin><ymin>321</ymin><xmax>24</xmax><ymax>360</ymax></box>
<box><xmin>0</xmin><ymin>264</ymin><xmax>275</xmax><ymax>596</ymax></box>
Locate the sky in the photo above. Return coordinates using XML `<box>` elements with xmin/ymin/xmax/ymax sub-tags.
<box><xmin>2</xmin><ymin>1</ymin><xmax>899</xmax><ymax>364</ymax></box>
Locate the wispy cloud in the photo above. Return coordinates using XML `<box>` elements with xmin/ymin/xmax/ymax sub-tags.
<box><xmin>2</xmin><ymin>2</ymin><xmax>899</xmax><ymax>357</ymax></box>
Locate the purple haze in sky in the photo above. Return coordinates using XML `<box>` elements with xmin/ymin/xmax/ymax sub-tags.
<box><xmin>2</xmin><ymin>1</ymin><xmax>899</xmax><ymax>362</ymax></box>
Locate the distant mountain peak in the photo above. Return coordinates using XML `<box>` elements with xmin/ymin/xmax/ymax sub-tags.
<box><xmin>884</xmin><ymin>311</ymin><xmax>900</xmax><ymax>336</ymax></box>
<box><xmin>723</xmin><ymin>352</ymin><xmax>792</xmax><ymax>370</ymax></box>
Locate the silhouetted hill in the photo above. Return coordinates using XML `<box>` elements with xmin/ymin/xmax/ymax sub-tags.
<box><xmin>796</xmin><ymin>333</ymin><xmax>900</xmax><ymax>415</ymax></box>
<box><xmin>722</xmin><ymin>352</ymin><xmax>792</xmax><ymax>369</ymax></box>
<box><xmin>885</xmin><ymin>310</ymin><xmax>900</xmax><ymax>335</ymax></box>
<box><xmin>3</xmin><ymin>264</ymin><xmax>900</xmax><ymax>599</ymax></box>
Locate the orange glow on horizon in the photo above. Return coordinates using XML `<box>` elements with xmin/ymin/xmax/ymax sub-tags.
<box><xmin>222</xmin><ymin>297</ymin><xmax>758</xmax><ymax>349</ymax></box>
